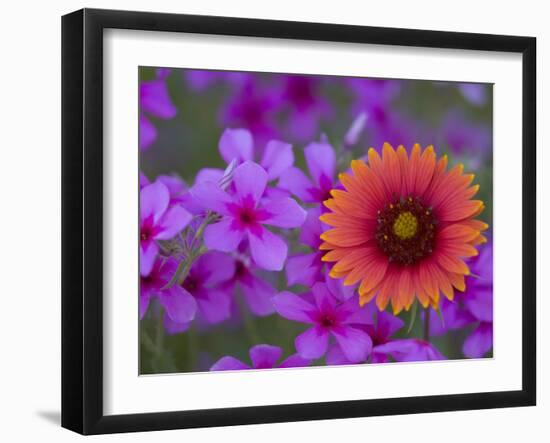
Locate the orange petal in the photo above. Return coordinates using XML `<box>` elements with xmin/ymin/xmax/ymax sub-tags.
<box><xmin>323</xmin><ymin>198</ymin><xmax>344</xmax><ymax>214</ymax></box>
<box><xmin>319</xmin><ymin>241</ymin><xmax>337</xmax><ymax>250</ymax></box>
<box><xmin>471</xmin><ymin>234</ymin><xmax>488</xmax><ymax>246</ymax></box>
<box><xmin>376</xmin><ymin>273</ymin><xmax>395</xmax><ymax>311</ymax></box>
<box><xmin>391</xmin><ymin>293</ymin><xmax>404</xmax><ymax>315</ymax></box>
<box><xmin>355</xmin><ymin>255</ymin><xmax>389</xmax><ymax>291</ymax></box>
<box><xmin>438</xmin><ymin>200</ymin><xmax>485</xmax><ymax>223</ymax></box>
<box><xmin>441</xmin><ymin>242</ymin><xmax>479</xmax><ymax>258</ymax></box>
<box><xmin>359</xmin><ymin>288</ymin><xmax>378</xmax><ymax>306</ymax></box>
<box><xmin>438</xmin><ymin>224</ymin><xmax>481</xmax><ymax>243</ymax></box>
<box><xmin>460</xmin><ymin>219</ymin><xmax>489</xmax><ymax>233</ymax></box>
<box><xmin>332</xmin><ymin>245</ymin><xmax>378</xmax><ymax>273</ymax></box>
<box><xmin>320</xmin><ymin>212</ymin><xmax>371</xmax><ymax>228</ymax></box>
<box><xmin>321</xmin><ymin>227</ymin><xmax>371</xmax><ymax>247</ymax></box>
<box><xmin>329</xmin><ymin>267</ymin><xmax>348</xmax><ymax>279</ymax></box>
<box><xmin>350</xmin><ymin>159</ymin><xmax>387</xmax><ymax>207</ymax></box>
<box><xmin>394</xmin><ymin>269</ymin><xmax>413</xmax><ymax>314</ymax></box>
<box><xmin>436</xmin><ymin>252</ymin><xmax>470</xmax><ymax>275</ymax></box>
<box><xmin>367</xmin><ymin>147</ymin><xmax>391</xmax><ymax>197</ymax></box>
<box><xmin>418</xmin><ymin>263</ymin><xmax>439</xmax><ymax>302</ymax></box>
<box><xmin>382</xmin><ymin>143</ymin><xmax>402</xmax><ymax>196</ymax></box>
<box><xmin>329</xmin><ymin>189</ymin><xmax>376</xmax><ymax>219</ymax></box>
<box><xmin>322</xmin><ymin>248</ymin><xmax>354</xmax><ymax>262</ymax></box>
<box><xmin>337</xmin><ymin>173</ymin><xmax>381</xmax><ymax>217</ymax></box>
<box><xmin>427</xmin><ymin>262</ymin><xmax>454</xmax><ymax>301</ymax></box>
<box><xmin>447</xmin><ymin>272</ymin><xmax>466</xmax><ymax>292</ymax></box>
<box><xmin>412</xmin><ymin>269</ymin><xmax>430</xmax><ymax>308</ymax></box>
<box><xmin>413</xmin><ymin>145</ymin><xmax>436</xmax><ymax>196</ymax></box>
<box><xmin>396</xmin><ymin>145</ymin><xmax>410</xmax><ymax>195</ymax></box>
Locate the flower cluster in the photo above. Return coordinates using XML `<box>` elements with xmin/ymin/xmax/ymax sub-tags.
<box><xmin>139</xmin><ymin>68</ymin><xmax>493</xmax><ymax>374</ymax></box>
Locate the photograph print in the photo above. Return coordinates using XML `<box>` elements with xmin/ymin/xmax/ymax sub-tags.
<box><xmin>138</xmin><ymin>67</ymin><xmax>493</xmax><ymax>375</ymax></box>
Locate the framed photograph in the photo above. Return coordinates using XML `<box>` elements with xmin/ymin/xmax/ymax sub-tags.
<box><xmin>61</xmin><ymin>8</ymin><xmax>536</xmax><ymax>435</ymax></box>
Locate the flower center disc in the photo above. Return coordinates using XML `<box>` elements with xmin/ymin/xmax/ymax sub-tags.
<box><xmin>393</xmin><ymin>211</ymin><xmax>418</xmax><ymax>240</ymax></box>
<box><xmin>375</xmin><ymin>196</ymin><xmax>437</xmax><ymax>266</ymax></box>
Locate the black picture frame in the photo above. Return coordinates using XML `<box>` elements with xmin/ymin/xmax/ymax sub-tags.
<box><xmin>61</xmin><ymin>8</ymin><xmax>537</xmax><ymax>435</ymax></box>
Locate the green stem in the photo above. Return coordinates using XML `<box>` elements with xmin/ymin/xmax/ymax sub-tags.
<box><xmin>186</xmin><ymin>326</ymin><xmax>199</xmax><ymax>371</ymax></box>
<box><xmin>160</xmin><ymin>211</ymin><xmax>216</xmax><ymax>291</ymax></box>
<box><xmin>141</xmin><ymin>331</ymin><xmax>159</xmax><ymax>355</ymax></box>
<box><xmin>424</xmin><ymin>307</ymin><xmax>431</xmax><ymax>342</ymax></box>
<box><xmin>238</xmin><ymin>293</ymin><xmax>261</xmax><ymax>344</ymax></box>
<box><xmin>406</xmin><ymin>299</ymin><xmax>418</xmax><ymax>334</ymax></box>
<box><xmin>155</xmin><ymin>311</ymin><xmax>165</xmax><ymax>355</ymax></box>
<box><xmin>161</xmin><ymin>258</ymin><xmax>189</xmax><ymax>290</ymax></box>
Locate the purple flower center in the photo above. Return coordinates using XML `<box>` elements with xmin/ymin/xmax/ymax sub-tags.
<box><xmin>238</xmin><ymin>207</ymin><xmax>258</xmax><ymax>226</ymax></box>
<box><xmin>183</xmin><ymin>275</ymin><xmax>201</xmax><ymax>292</ymax></box>
<box><xmin>241</xmin><ymin>101</ymin><xmax>263</xmax><ymax>125</ymax></box>
<box><xmin>369</xmin><ymin>329</ymin><xmax>387</xmax><ymax>347</ymax></box>
<box><xmin>140</xmin><ymin>225</ymin><xmax>152</xmax><ymax>241</ymax></box>
<box><xmin>140</xmin><ymin>265</ymin><xmax>162</xmax><ymax>291</ymax></box>
<box><xmin>228</xmin><ymin>195</ymin><xmax>269</xmax><ymax>233</ymax></box>
<box><xmin>285</xmin><ymin>77</ymin><xmax>316</xmax><ymax>110</ymax></box>
<box><xmin>230</xmin><ymin>93</ymin><xmax>271</xmax><ymax>134</ymax></box>
<box><xmin>308</xmin><ymin>174</ymin><xmax>334</xmax><ymax>203</ymax></box>
<box><xmin>140</xmin><ymin>216</ymin><xmax>159</xmax><ymax>242</ymax></box>
<box><xmin>371</xmin><ymin>105</ymin><xmax>388</xmax><ymax>126</ymax></box>
<box><xmin>317</xmin><ymin>312</ymin><xmax>337</xmax><ymax>329</ymax></box>
<box><xmin>234</xmin><ymin>260</ymin><xmax>247</xmax><ymax>279</ymax></box>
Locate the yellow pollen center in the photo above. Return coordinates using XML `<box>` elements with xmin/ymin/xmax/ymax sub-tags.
<box><xmin>393</xmin><ymin>211</ymin><xmax>418</xmax><ymax>240</ymax></box>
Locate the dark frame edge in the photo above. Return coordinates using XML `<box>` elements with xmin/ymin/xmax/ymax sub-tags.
<box><xmin>61</xmin><ymin>8</ymin><xmax>85</xmax><ymax>435</ymax></box>
<box><xmin>87</xmin><ymin>390</ymin><xmax>534</xmax><ymax>435</ymax></box>
<box><xmin>521</xmin><ymin>37</ymin><xmax>537</xmax><ymax>407</ymax></box>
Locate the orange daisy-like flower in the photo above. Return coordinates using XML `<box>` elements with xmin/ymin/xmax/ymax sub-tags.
<box><xmin>320</xmin><ymin>143</ymin><xmax>488</xmax><ymax>314</ymax></box>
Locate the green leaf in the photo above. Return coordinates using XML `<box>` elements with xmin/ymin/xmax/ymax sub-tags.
<box><xmin>406</xmin><ymin>299</ymin><xmax>418</xmax><ymax>333</ymax></box>
<box><xmin>160</xmin><ymin>258</ymin><xmax>189</xmax><ymax>290</ymax></box>
<box><xmin>434</xmin><ymin>306</ymin><xmax>445</xmax><ymax>328</ymax></box>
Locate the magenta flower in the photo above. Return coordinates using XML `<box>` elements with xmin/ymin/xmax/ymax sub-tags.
<box><xmin>223</xmin><ymin>255</ymin><xmax>277</xmax><ymax>316</ymax></box>
<box><xmin>155</xmin><ymin>174</ymin><xmax>188</xmax><ymax>206</ymax></box>
<box><xmin>139</xmin><ymin>69</ymin><xmax>177</xmax><ymax>150</ymax></box>
<box><xmin>427</xmin><ymin>241</ymin><xmax>493</xmax><ymax>358</ymax></box>
<box><xmin>278</xmin><ymin>140</ymin><xmax>336</xmax><ymax>205</ymax></box>
<box><xmin>438</xmin><ymin>111</ymin><xmax>491</xmax><ymax>169</ymax></box>
<box><xmin>323</xmin><ymin>272</ymin><xmax>356</xmax><ymax>302</ymax></box>
<box><xmin>365</xmin><ymin>310</ymin><xmax>406</xmax><ymax>363</ymax></box>
<box><xmin>195</xmin><ymin>128</ymin><xmax>294</xmax><ymax>193</ymax></box>
<box><xmin>184</xmin><ymin>167</ymin><xmax>231</xmax><ymax>216</ymax></box>
<box><xmin>326</xmin><ymin>303</ymin><xmax>406</xmax><ymax>365</ymax></box>
<box><xmin>361</xmin><ymin>303</ymin><xmax>446</xmax><ymax>363</ymax></box>
<box><xmin>221</xmin><ymin>81</ymin><xmax>280</xmax><ymax>145</ymax></box>
<box><xmin>211</xmin><ymin>344</ymin><xmax>310</xmax><ymax>371</ymax></box>
<box><xmin>218</xmin><ymin>128</ymin><xmax>294</xmax><ymax>181</ymax></box>
<box><xmin>154</xmin><ymin>173</ymin><xmax>210</xmax><ymax>217</ymax></box>
<box><xmin>374</xmin><ymin>339</ymin><xmax>446</xmax><ymax>362</ymax></box>
<box><xmin>277</xmin><ymin>75</ymin><xmax>332</xmax><ymax>142</ymax></box>
<box><xmin>285</xmin><ymin>207</ymin><xmax>325</xmax><ymax>287</ymax></box>
<box><xmin>177</xmin><ymin>251</ymin><xmax>236</xmax><ymax>324</ymax></box>
<box><xmin>140</xmin><ymin>181</ymin><xmax>192</xmax><ymax>276</ymax></box>
<box><xmin>140</xmin><ymin>258</ymin><xmax>197</xmax><ymax>324</ymax></box>
<box><xmin>191</xmin><ymin>161</ymin><xmax>306</xmax><ymax>271</ymax></box>
<box><xmin>462</xmin><ymin>243</ymin><xmax>493</xmax><ymax>358</ymax></box>
<box><xmin>140</xmin><ymin>171</ymin><xmax>150</xmax><ymax>189</ymax></box>
<box><xmin>273</xmin><ymin>282</ymin><xmax>372</xmax><ymax>362</ymax></box>
<box><xmin>346</xmin><ymin>78</ymin><xmax>429</xmax><ymax>149</ymax></box>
